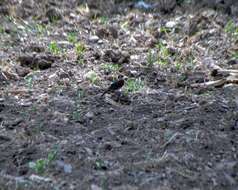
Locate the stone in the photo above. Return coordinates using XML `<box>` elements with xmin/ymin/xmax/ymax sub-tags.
<box><xmin>165</xmin><ymin>21</ymin><xmax>177</xmax><ymax>28</ymax></box>
<box><xmin>89</xmin><ymin>35</ymin><xmax>99</xmax><ymax>43</ymax></box>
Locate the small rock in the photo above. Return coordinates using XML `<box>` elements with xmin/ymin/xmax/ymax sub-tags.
<box><xmin>134</xmin><ymin>1</ymin><xmax>153</xmax><ymax>10</ymax></box>
<box><xmin>85</xmin><ymin>111</ymin><xmax>94</xmax><ymax>119</ymax></box>
<box><xmin>56</xmin><ymin>160</ymin><xmax>72</xmax><ymax>174</ymax></box>
<box><xmin>29</xmin><ymin>174</ymin><xmax>52</xmax><ymax>183</ymax></box>
<box><xmin>165</xmin><ymin>21</ymin><xmax>177</xmax><ymax>28</ymax></box>
<box><xmin>89</xmin><ymin>35</ymin><xmax>99</xmax><ymax>43</ymax></box>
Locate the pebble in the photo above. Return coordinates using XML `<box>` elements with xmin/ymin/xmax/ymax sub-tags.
<box><xmin>89</xmin><ymin>35</ymin><xmax>99</xmax><ymax>43</ymax></box>
<box><xmin>85</xmin><ymin>111</ymin><xmax>94</xmax><ymax>119</ymax></box>
<box><xmin>165</xmin><ymin>21</ymin><xmax>177</xmax><ymax>28</ymax></box>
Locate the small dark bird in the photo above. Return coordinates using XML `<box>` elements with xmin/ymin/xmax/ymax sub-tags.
<box><xmin>101</xmin><ymin>75</ymin><xmax>124</xmax><ymax>96</ymax></box>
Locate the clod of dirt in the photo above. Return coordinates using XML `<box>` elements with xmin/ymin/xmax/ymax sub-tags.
<box><xmin>4</xmin><ymin>118</ymin><xmax>23</xmax><ymax>130</ymax></box>
<box><xmin>184</xmin><ymin>71</ymin><xmax>209</xmax><ymax>84</ymax></box>
<box><xmin>18</xmin><ymin>54</ymin><xmax>57</xmax><ymax>70</ymax></box>
<box><xmin>46</xmin><ymin>7</ymin><xmax>62</xmax><ymax>22</ymax></box>
<box><xmin>111</xmin><ymin>93</ymin><xmax>131</xmax><ymax>105</ymax></box>
<box><xmin>15</xmin><ymin>66</ymin><xmax>31</xmax><ymax>77</ymax></box>
<box><xmin>103</xmin><ymin>49</ymin><xmax>130</xmax><ymax>64</ymax></box>
<box><xmin>0</xmin><ymin>135</ymin><xmax>11</xmax><ymax>143</ymax></box>
<box><xmin>108</xmin><ymin>25</ymin><xmax>118</xmax><ymax>39</ymax></box>
<box><xmin>227</xmin><ymin>59</ymin><xmax>238</xmax><ymax>65</ymax></box>
<box><xmin>0</xmin><ymin>6</ymin><xmax>9</xmax><ymax>15</ymax></box>
<box><xmin>24</xmin><ymin>44</ymin><xmax>45</xmax><ymax>53</ymax></box>
<box><xmin>96</xmin><ymin>27</ymin><xmax>110</xmax><ymax>39</ymax></box>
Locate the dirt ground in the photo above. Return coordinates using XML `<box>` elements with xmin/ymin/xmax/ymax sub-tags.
<box><xmin>0</xmin><ymin>1</ymin><xmax>238</xmax><ymax>189</ymax></box>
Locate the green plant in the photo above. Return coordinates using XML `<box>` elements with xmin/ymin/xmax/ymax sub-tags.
<box><xmin>232</xmin><ymin>51</ymin><xmax>238</xmax><ymax>59</ymax></box>
<box><xmin>147</xmin><ymin>49</ymin><xmax>157</xmax><ymax>66</ymax></box>
<box><xmin>156</xmin><ymin>42</ymin><xmax>170</xmax><ymax>58</ymax></box>
<box><xmin>35</xmin><ymin>24</ymin><xmax>47</xmax><ymax>36</ymax></box>
<box><xmin>29</xmin><ymin>159</ymin><xmax>47</xmax><ymax>174</ymax></box>
<box><xmin>67</xmin><ymin>32</ymin><xmax>77</xmax><ymax>44</ymax></box>
<box><xmin>175</xmin><ymin>62</ymin><xmax>182</xmax><ymax>70</ymax></box>
<box><xmin>98</xmin><ymin>16</ymin><xmax>108</xmax><ymax>25</ymax></box>
<box><xmin>24</xmin><ymin>75</ymin><xmax>34</xmax><ymax>88</ymax></box>
<box><xmin>156</xmin><ymin>42</ymin><xmax>170</xmax><ymax>66</ymax></box>
<box><xmin>75</xmin><ymin>42</ymin><xmax>86</xmax><ymax>64</ymax></box>
<box><xmin>48</xmin><ymin>41</ymin><xmax>61</xmax><ymax>55</ymax></box>
<box><xmin>75</xmin><ymin>42</ymin><xmax>85</xmax><ymax>56</ymax></box>
<box><xmin>85</xmin><ymin>71</ymin><xmax>99</xmax><ymax>84</ymax></box>
<box><xmin>101</xmin><ymin>63</ymin><xmax>121</xmax><ymax>72</ymax></box>
<box><xmin>224</xmin><ymin>20</ymin><xmax>238</xmax><ymax>39</ymax></box>
<box><xmin>160</xmin><ymin>26</ymin><xmax>170</xmax><ymax>34</ymax></box>
<box><xmin>29</xmin><ymin>147</ymin><xmax>58</xmax><ymax>174</ymax></box>
<box><xmin>0</xmin><ymin>26</ymin><xmax>5</xmax><ymax>34</ymax></box>
<box><xmin>125</xmin><ymin>78</ymin><xmax>144</xmax><ymax>93</ymax></box>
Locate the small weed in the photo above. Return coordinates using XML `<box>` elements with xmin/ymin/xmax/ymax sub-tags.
<box><xmin>121</xmin><ymin>21</ymin><xmax>129</xmax><ymax>29</ymax></box>
<box><xmin>147</xmin><ymin>49</ymin><xmax>157</xmax><ymax>66</ymax></box>
<box><xmin>0</xmin><ymin>26</ymin><xmax>5</xmax><ymax>34</ymax></box>
<box><xmin>183</xmin><ymin>53</ymin><xmax>196</xmax><ymax>70</ymax></box>
<box><xmin>232</xmin><ymin>51</ymin><xmax>238</xmax><ymax>59</ymax></box>
<box><xmin>156</xmin><ymin>42</ymin><xmax>170</xmax><ymax>58</ymax></box>
<box><xmin>67</xmin><ymin>32</ymin><xmax>77</xmax><ymax>44</ymax></box>
<box><xmin>98</xmin><ymin>16</ymin><xmax>108</xmax><ymax>25</ymax></box>
<box><xmin>75</xmin><ymin>42</ymin><xmax>86</xmax><ymax>64</ymax></box>
<box><xmin>24</xmin><ymin>75</ymin><xmax>34</xmax><ymax>88</ymax></box>
<box><xmin>156</xmin><ymin>42</ymin><xmax>170</xmax><ymax>66</ymax></box>
<box><xmin>160</xmin><ymin>26</ymin><xmax>170</xmax><ymax>34</ymax></box>
<box><xmin>75</xmin><ymin>42</ymin><xmax>86</xmax><ymax>56</ymax></box>
<box><xmin>85</xmin><ymin>71</ymin><xmax>99</xmax><ymax>84</ymax></box>
<box><xmin>29</xmin><ymin>146</ymin><xmax>58</xmax><ymax>174</ymax></box>
<box><xmin>125</xmin><ymin>78</ymin><xmax>144</xmax><ymax>93</ymax></box>
<box><xmin>29</xmin><ymin>159</ymin><xmax>47</xmax><ymax>174</ymax></box>
<box><xmin>224</xmin><ymin>20</ymin><xmax>238</xmax><ymax>39</ymax></box>
<box><xmin>48</xmin><ymin>41</ymin><xmax>61</xmax><ymax>55</ymax></box>
<box><xmin>101</xmin><ymin>63</ymin><xmax>121</xmax><ymax>72</ymax></box>
<box><xmin>175</xmin><ymin>62</ymin><xmax>182</xmax><ymax>70</ymax></box>
<box><xmin>35</xmin><ymin>24</ymin><xmax>47</xmax><ymax>36</ymax></box>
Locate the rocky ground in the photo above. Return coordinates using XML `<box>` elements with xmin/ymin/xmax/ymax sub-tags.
<box><xmin>0</xmin><ymin>1</ymin><xmax>238</xmax><ymax>189</ymax></box>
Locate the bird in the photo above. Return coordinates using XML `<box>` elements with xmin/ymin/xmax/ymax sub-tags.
<box><xmin>101</xmin><ymin>75</ymin><xmax>124</xmax><ymax>97</ymax></box>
